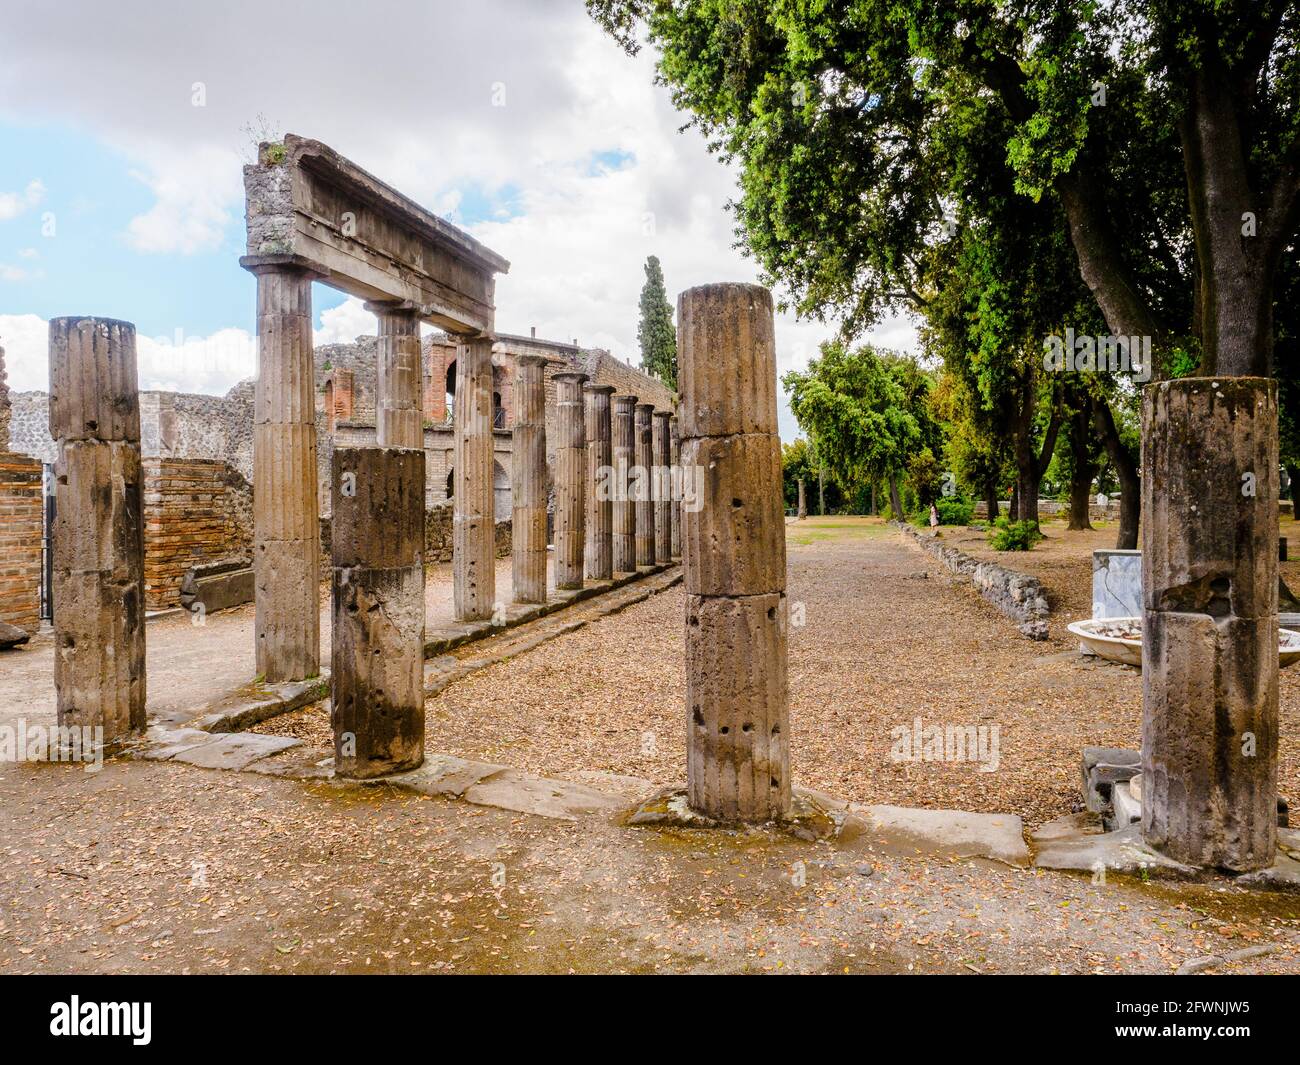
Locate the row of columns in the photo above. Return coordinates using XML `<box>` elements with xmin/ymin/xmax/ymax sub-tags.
<box><xmin>508</xmin><ymin>367</ymin><xmax>681</xmax><ymax>607</ymax></box>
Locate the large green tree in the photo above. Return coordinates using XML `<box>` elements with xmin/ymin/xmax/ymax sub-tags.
<box><xmin>591</xmin><ymin>0</ymin><xmax>1300</xmax><ymax>541</ymax></box>
<box><xmin>782</xmin><ymin>342</ymin><xmax>930</xmax><ymax>518</ymax></box>
<box><xmin>637</xmin><ymin>254</ymin><xmax>678</xmax><ymax>387</ymax></box>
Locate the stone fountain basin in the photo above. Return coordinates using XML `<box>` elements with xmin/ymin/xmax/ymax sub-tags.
<box><xmin>1068</xmin><ymin>617</ymin><xmax>1300</xmax><ymax>669</ymax></box>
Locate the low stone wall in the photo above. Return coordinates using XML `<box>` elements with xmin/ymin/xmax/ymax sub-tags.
<box><xmin>143</xmin><ymin>458</ymin><xmax>253</xmax><ymax>609</ymax></box>
<box><xmin>0</xmin><ymin>451</ymin><xmax>43</xmax><ymax>634</ymax></box>
<box><xmin>973</xmin><ymin>498</ymin><xmax>1121</xmax><ymax>522</ymax></box>
<box><xmin>897</xmin><ymin>522</ymin><xmax>1049</xmax><ymax>640</ymax></box>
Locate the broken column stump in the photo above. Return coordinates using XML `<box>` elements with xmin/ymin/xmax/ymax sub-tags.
<box><xmin>634</xmin><ymin>402</ymin><xmax>656</xmax><ymax>567</ymax></box>
<box><xmin>331</xmin><ymin>446</ymin><xmax>425</xmax><ymax>778</ymax></box>
<box><xmin>612</xmin><ymin>394</ymin><xmax>638</xmax><ymax>574</ymax></box>
<box><xmin>454</xmin><ymin>336</ymin><xmax>496</xmax><ymax>621</ymax></box>
<box><xmin>585</xmin><ymin>383</ymin><xmax>615</xmax><ymax>582</ymax></box>
<box><xmin>48</xmin><ymin>317</ymin><xmax>146</xmax><ymax>742</ymax></box>
<box><xmin>554</xmin><ymin>372</ymin><xmax>587</xmax><ymax>590</ymax></box>
<box><xmin>1142</xmin><ymin>377</ymin><xmax>1278</xmax><ymax>871</ymax></box>
<box><xmin>511</xmin><ymin>354</ymin><xmax>548</xmax><ymax>604</ymax></box>
<box><xmin>678</xmin><ymin>283</ymin><xmax>790</xmax><ymax>822</ymax></box>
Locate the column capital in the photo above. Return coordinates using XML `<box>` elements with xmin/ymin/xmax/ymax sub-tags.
<box><xmin>364</xmin><ymin>299</ymin><xmax>424</xmax><ymax>318</ymax></box>
<box><xmin>553</xmin><ymin>370</ymin><xmax>589</xmax><ymax>384</ymax></box>
<box><xmin>584</xmin><ymin>382</ymin><xmax>616</xmax><ymax>396</ymax></box>
<box><xmin>239</xmin><ymin>253</ymin><xmax>323</xmax><ymax>280</ymax></box>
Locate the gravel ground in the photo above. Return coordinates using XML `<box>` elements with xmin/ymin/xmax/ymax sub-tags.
<box><xmin>3</xmin><ymin>757</ymin><xmax>1297</xmax><ymax>975</ymax></box>
<box><xmin>302</xmin><ymin>516</ymin><xmax>1274</xmax><ymax>828</ymax></box>
<box><xmin>252</xmin><ymin>516</ymin><xmax>1300</xmax><ymax>827</ymax></box>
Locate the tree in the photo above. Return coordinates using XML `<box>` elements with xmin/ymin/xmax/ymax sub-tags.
<box><xmin>782</xmin><ymin>342</ymin><xmax>929</xmax><ymax>518</ymax></box>
<box><xmin>589</xmin><ymin>0</ymin><xmax>1299</xmax><ymax>546</ymax></box>
<box><xmin>636</xmin><ymin>255</ymin><xmax>677</xmax><ymax>387</ymax></box>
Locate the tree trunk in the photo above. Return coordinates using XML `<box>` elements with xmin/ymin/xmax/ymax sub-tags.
<box><xmin>869</xmin><ymin>483</ymin><xmax>876</xmax><ymax>516</ymax></box>
<box><xmin>887</xmin><ymin>473</ymin><xmax>904</xmax><ymax>521</ymax></box>
<box><xmin>1066</xmin><ymin>389</ymin><xmax>1096</xmax><ymax>530</ymax></box>
<box><xmin>984</xmin><ymin>478</ymin><xmax>999</xmax><ymax>523</ymax></box>
<box><xmin>818</xmin><ymin>466</ymin><xmax>825</xmax><ymax>516</ymax></box>
<box><xmin>1092</xmin><ymin>395</ymin><xmax>1140</xmax><ymax>550</ymax></box>
<box><xmin>1008</xmin><ymin>483</ymin><xmax>1018</xmax><ymax>522</ymax></box>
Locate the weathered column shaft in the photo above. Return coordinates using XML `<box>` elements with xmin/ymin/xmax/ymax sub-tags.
<box><xmin>797</xmin><ymin>477</ymin><xmax>807</xmax><ymax>520</ymax></box>
<box><xmin>585</xmin><ymin>384</ymin><xmax>615</xmax><ymax>581</ymax></box>
<box><xmin>372</xmin><ymin>303</ymin><xmax>424</xmax><ymax>449</ymax></box>
<box><xmin>634</xmin><ymin>403</ymin><xmax>656</xmax><ymax>567</ymax></box>
<box><xmin>653</xmin><ymin>410</ymin><xmax>673</xmax><ymax>562</ymax></box>
<box><xmin>1141</xmin><ymin>377</ymin><xmax>1278</xmax><ymax>871</ymax></box>
<box><xmin>669</xmin><ymin>413</ymin><xmax>682</xmax><ymax>559</ymax></box>
<box><xmin>331</xmin><ymin>447</ymin><xmax>425</xmax><ymax>778</ymax></box>
<box><xmin>511</xmin><ymin>355</ymin><xmax>548</xmax><ymax>604</ymax></box>
<box><xmin>49</xmin><ymin>317</ymin><xmax>146</xmax><ymax>742</ymax></box>
<box><xmin>612</xmin><ymin>394</ymin><xmax>638</xmax><ymax>573</ymax></box>
<box><xmin>251</xmin><ymin>266</ymin><xmax>320</xmax><ymax>682</ymax></box>
<box><xmin>554</xmin><ymin>372</ymin><xmax>588</xmax><ymax>590</ymax></box>
<box><xmin>454</xmin><ymin>337</ymin><xmax>496</xmax><ymax>621</ymax></box>
<box><xmin>679</xmin><ymin>283</ymin><xmax>789</xmax><ymax>822</ymax></box>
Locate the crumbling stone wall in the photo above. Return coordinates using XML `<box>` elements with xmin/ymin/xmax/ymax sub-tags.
<box><xmin>898</xmin><ymin>522</ymin><xmax>1049</xmax><ymax>639</ymax></box>
<box><xmin>142</xmin><ymin>458</ymin><xmax>253</xmax><ymax>608</ymax></box>
<box><xmin>0</xmin><ymin>451</ymin><xmax>42</xmax><ymax>633</ymax></box>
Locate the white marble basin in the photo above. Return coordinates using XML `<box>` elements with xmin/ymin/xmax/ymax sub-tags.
<box><xmin>1068</xmin><ymin>617</ymin><xmax>1300</xmax><ymax>669</ymax></box>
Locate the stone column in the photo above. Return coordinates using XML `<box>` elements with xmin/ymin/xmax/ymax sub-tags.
<box><xmin>634</xmin><ymin>402</ymin><xmax>656</xmax><ymax>567</ymax></box>
<box><xmin>370</xmin><ymin>302</ymin><xmax>424</xmax><ymax>449</ymax></box>
<box><xmin>553</xmin><ymin>372</ymin><xmax>588</xmax><ymax>590</ymax></box>
<box><xmin>48</xmin><ymin>317</ymin><xmax>146</xmax><ymax>742</ymax></box>
<box><xmin>454</xmin><ymin>336</ymin><xmax>496</xmax><ymax>621</ymax></box>
<box><xmin>511</xmin><ymin>355</ymin><xmax>548</xmax><ymax>604</ymax></box>
<box><xmin>585</xmin><ymin>383</ymin><xmax>615</xmax><ymax>581</ymax></box>
<box><xmin>612</xmin><ymin>394</ymin><xmax>638</xmax><ymax>574</ymax></box>
<box><xmin>250</xmin><ymin>264</ymin><xmax>320</xmax><ymax>683</ymax></box>
<box><xmin>331</xmin><ymin>446</ymin><xmax>425</xmax><ymax>778</ymax></box>
<box><xmin>653</xmin><ymin>410</ymin><xmax>673</xmax><ymax>563</ymax></box>
<box><xmin>669</xmin><ymin>413</ymin><xmax>682</xmax><ymax>559</ymax></box>
<box><xmin>679</xmin><ymin>283</ymin><xmax>789</xmax><ymax>822</ymax></box>
<box><xmin>1141</xmin><ymin>377</ymin><xmax>1278</xmax><ymax>871</ymax></box>
<box><xmin>797</xmin><ymin>477</ymin><xmax>807</xmax><ymax>520</ymax></box>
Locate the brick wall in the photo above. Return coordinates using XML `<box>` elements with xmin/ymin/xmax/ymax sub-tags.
<box><xmin>142</xmin><ymin>458</ymin><xmax>253</xmax><ymax>609</ymax></box>
<box><xmin>0</xmin><ymin>451</ymin><xmax>43</xmax><ymax>634</ymax></box>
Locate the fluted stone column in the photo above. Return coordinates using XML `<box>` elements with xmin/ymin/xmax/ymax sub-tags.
<box><xmin>634</xmin><ymin>402</ymin><xmax>656</xmax><ymax>567</ymax></box>
<box><xmin>454</xmin><ymin>336</ymin><xmax>496</xmax><ymax>621</ymax></box>
<box><xmin>1142</xmin><ymin>377</ymin><xmax>1279</xmax><ymax>871</ymax></box>
<box><xmin>669</xmin><ymin>413</ymin><xmax>682</xmax><ymax>559</ymax></box>
<box><xmin>369</xmin><ymin>302</ymin><xmax>424</xmax><ymax>449</ymax></box>
<box><xmin>797</xmin><ymin>477</ymin><xmax>807</xmax><ymax>520</ymax></box>
<box><xmin>653</xmin><ymin>410</ymin><xmax>672</xmax><ymax>562</ymax></box>
<box><xmin>679</xmin><ymin>283</ymin><xmax>789</xmax><ymax>822</ymax></box>
<box><xmin>585</xmin><ymin>383</ymin><xmax>615</xmax><ymax>581</ymax></box>
<box><xmin>554</xmin><ymin>372</ymin><xmax>588</xmax><ymax>590</ymax></box>
<box><xmin>512</xmin><ymin>355</ymin><xmax>548</xmax><ymax>604</ymax></box>
<box><xmin>331</xmin><ymin>446</ymin><xmax>425</xmax><ymax>778</ymax></box>
<box><xmin>250</xmin><ymin>264</ymin><xmax>320</xmax><ymax>682</ymax></box>
<box><xmin>612</xmin><ymin>394</ymin><xmax>638</xmax><ymax>574</ymax></box>
<box><xmin>48</xmin><ymin>317</ymin><xmax>146</xmax><ymax>742</ymax></box>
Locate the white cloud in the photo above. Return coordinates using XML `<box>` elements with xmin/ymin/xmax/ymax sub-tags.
<box><xmin>0</xmin><ymin>2</ymin><xmax>920</xmax><ymax>436</ymax></box>
<box><xmin>0</xmin><ymin>264</ymin><xmax>30</xmax><ymax>282</ymax></box>
<box><xmin>0</xmin><ymin>179</ymin><xmax>45</xmax><ymax>221</ymax></box>
<box><xmin>1</xmin><ymin>314</ymin><xmax>256</xmax><ymax>395</ymax></box>
<box><xmin>313</xmin><ymin>297</ymin><xmax>376</xmax><ymax>347</ymax></box>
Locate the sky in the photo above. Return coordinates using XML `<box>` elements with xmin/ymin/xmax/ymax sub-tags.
<box><xmin>0</xmin><ymin>0</ymin><xmax>918</xmax><ymax>441</ymax></box>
